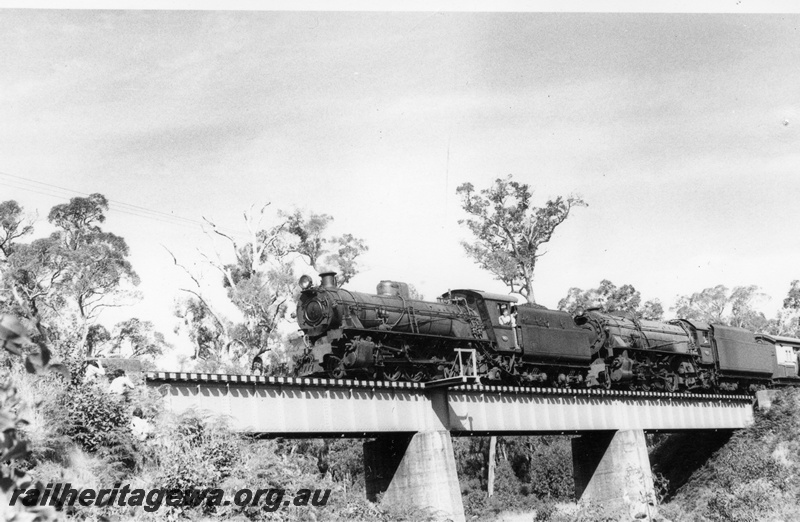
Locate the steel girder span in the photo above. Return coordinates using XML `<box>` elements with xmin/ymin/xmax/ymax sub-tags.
<box><xmin>146</xmin><ymin>373</ymin><xmax>754</xmax><ymax>436</ymax></box>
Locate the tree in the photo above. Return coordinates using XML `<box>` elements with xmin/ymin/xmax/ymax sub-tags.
<box><xmin>456</xmin><ymin>175</ymin><xmax>585</xmax><ymax>303</ymax></box>
<box><xmin>50</xmin><ymin>194</ymin><xmax>139</xmax><ymax>355</ymax></box>
<box><xmin>0</xmin><ymin>200</ymin><xmax>34</xmax><ymax>261</ymax></box>
<box><xmin>1</xmin><ymin>194</ymin><xmax>140</xmax><ymax>357</ymax></box>
<box><xmin>283</xmin><ymin>210</ymin><xmax>368</xmax><ymax>286</ymax></box>
<box><xmin>283</xmin><ymin>210</ymin><xmax>333</xmax><ymax>271</ymax></box>
<box><xmin>640</xmin><ymin>299</ymin><xmax>665</xmax><ymax>322</ymax></box>
<box><xmin>110</xmin><ymin>317</ymin><xmax>170</xmax><ymax>358</ymax></box>
<box><xmin>558</xmin><ymin>280</ymin><xmax>664</xmax><ymax>320</ymax></box>
<box><xmin>324</xmin><ymin>234</ymin><xmax>368</xmax><ymax>287</ymax></box>
<box><xmin>47</xmin><ymin>193</ymin><xmax>108</xmax><ymax>250</ymax></box>
<box><xmin>407</xmin><ymin>283</ymin><xmax>424</xmax><ymax>300</ymax></box>
<box><xmin>1</xmin><ymin>236</ymin><xmax>70</xmax><ymax>339</ymax></box>
<box><xmin>174</xmin><ymin>296</ymin><xmax>227</xmax><ymax>361</ymax></box>
<box><xmin>172</xmin><ymin>205</ymin><xmax>298</xmax><ymax>365</ymax></box>
<box><xmin>783</xmin><ymin>280</ymin><xmax>800</xmax><ymax>311</ymax></box>
<box><xmin>728</xmin><ymin>285</ymin><xmax>767</xmax><ymax>329</ymax></box>
<box><xmin>673</xmin><ymin>284</ymin><xmax>768</xmax><ymax>331</ymax></box>
<box><xmin>61</xmin><ymin>230</ymin><xmax>139</xmax><ymax>338</ymax></box>
<box><xmin>172</xmin><ymin>205</ymin><xmax>368</xmax><ymax>369</ymax></box>
<box><xmin>85</xmin><ymin>323</ymin><xmax>111</xmax><ymax>355</ymax></box>
<box><xmin>765</xmin><ymin>280</ymin><xmax>800</xmax><ymax>337</ymax></box>
<box><xmin>674</xmin><ymin>285</ymin><xmax>729</xmax><ymax>324</ymax></box>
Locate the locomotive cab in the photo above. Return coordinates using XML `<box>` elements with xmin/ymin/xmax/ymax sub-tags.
<box><xmin>489</xmin><ymin>300</ymin><xmax>522</xmax><ymax>353</ymax></box>
<box><xmin>673</xmin><ymin>319</ymin><xmax>715</xmax><ymax>365</ymax></box>
<box><xmin>444</xmin><ymin>290</ymin><xmax>519</xmax><ymax>352</ymax></box>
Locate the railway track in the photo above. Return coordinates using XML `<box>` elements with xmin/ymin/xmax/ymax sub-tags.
<box><xmin>145</xmin><ymin>372</ymin><xmax>753</xmax><ymax>402</ymax></box>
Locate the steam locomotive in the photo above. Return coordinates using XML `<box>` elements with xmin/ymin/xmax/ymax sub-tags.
<box><xmin>292</xmin><ymin>272</ymin><xmax>800</xmax><ymax>393</ymax></box>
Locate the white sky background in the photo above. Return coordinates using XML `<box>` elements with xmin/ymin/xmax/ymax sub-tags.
<box><xmin>2</xmin><ymin>5</ymin><xmax>800</xmax><ymax>359</ymax></box>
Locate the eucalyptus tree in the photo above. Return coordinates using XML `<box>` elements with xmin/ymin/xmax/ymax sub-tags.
<box><xmin>558</xmin><ymin>279</ymin><xmax>664</xmax><ymax>320</ymax></box>
<box><xmin>456</xmin><ymin>175</ymin><xmax>585</xmax><ymax>304</ymax></box>
<box><xmin>173</xmin><ymin>205</ymin><xmax>368</xmax><ymax>368</ymax></box>
<box><xmin>673</xmin><ymin>284</ymin><xmax>767</xmax><ymax>331</ymax></box>
<box><xmin>1</xmin><ymin>195</ymin><xmax>139</xmax><ymax>356</ymax></box>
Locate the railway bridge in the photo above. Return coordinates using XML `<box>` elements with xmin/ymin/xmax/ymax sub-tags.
<box><xmin>146</xmin><ymin>372</ymin><xmax>755</xmax><ymax>521</ymax></box>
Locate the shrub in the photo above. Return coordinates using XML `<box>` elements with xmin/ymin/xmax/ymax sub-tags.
<box><xmin>45</xmin><ymin>384</ymin><xmax>131</xmax><ymax>453</ymax></box>
<box><xmin>454</xmin><ymin>434</ymin><xmax>573</xmax><ymax>520</ymax></box>
<box><xmin>662</xmin><ymin>388</ymin><xmax>800</xmax><ymax>520</ymax></box>
<box><xmin>0</xmin><ymin>314</ymin><xmax>62</xmax><ymax>521</ymax></box>
<box><xmin>145</xmin><ymin>412</ymin><xmax>244</xmax><ymax>517</ymax></box>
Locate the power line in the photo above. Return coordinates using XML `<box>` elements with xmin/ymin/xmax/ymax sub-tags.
<box><xmin>0</xmin><ymin>177</ymin><xmax>210</xmax><ymax>233</ymax></box>
<box><xmin>0</xmin><ymin>170</ymin><xmax>210</xmax><ymax>226</ymax></box>
<box><xmin>0</xmin><ymin>171</ymin><xmax>252</xmax><ymax>240</ymax></box>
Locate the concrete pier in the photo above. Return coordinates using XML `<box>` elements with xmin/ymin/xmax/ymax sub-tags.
<box><xmin>364</xmin><ymin>431</ymin><xmax>465</xmax><ymax>522</ymax></box>
<box><xmin>572</xmin><ymin>429</ymin><xmax>656</xmax><ymax>519</ymax></box>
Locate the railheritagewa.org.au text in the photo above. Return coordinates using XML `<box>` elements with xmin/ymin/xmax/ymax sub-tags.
<box><xmin>10</xmin><ymin>483</ymin><xmax>332</xmax><ymax>512</ymax></box>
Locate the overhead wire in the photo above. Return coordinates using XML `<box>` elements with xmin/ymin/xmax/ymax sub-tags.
<box><xmin>0</xmin><ymin>171</ymin><xmax>252</xmax><ymax>240</ymax></box>
<box><xmin>0</xmin><ymin>176</ymin><xmax>225</xmax><ymax>235</ymax></box>
<box><xmin>2</xmin><ymin>170</ymin><xmax>200</xmax><ymax>225</ymax></box>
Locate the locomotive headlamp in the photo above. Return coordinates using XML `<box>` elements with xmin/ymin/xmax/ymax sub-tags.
<box><xmin>298</xmin><ymin>274</ymin><xmax>314</xmax><ymax>290</ymax></box>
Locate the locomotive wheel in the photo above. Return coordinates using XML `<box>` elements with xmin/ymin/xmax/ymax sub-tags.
<box><xmin>324</xmin><ymin>356</ymin><xmax>346</xmax><ymax>379</ymax></box>
<box><xmin>384</xmin><ymin>367</ymin><xmax>403</xmax><ymax>382</ymax></box>
<box><xmin>404</xmin><ymin>368</ymin><xmax>427</xmax><ymax>382</ymax></box>
<box><xmin>602</xmin><ymin>369</ymin><xmax>612</xmax><ymax>389</ymax></box>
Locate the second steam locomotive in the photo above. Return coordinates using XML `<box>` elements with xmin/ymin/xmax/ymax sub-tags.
<box><xmin>293</xmin><ymin>272</ymin><xmax>800</xmax><ymax>393</ymax></box>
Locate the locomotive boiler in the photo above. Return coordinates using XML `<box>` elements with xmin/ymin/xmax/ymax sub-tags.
<box><xmin>293</xmin><ymin>272</ymin><xmax>800</xmax><ymax>394</ymax></box>
<box><xmin>294</xmin><ymin>272</ymin><xmax>487</xmax><ymax>381</ymax></box>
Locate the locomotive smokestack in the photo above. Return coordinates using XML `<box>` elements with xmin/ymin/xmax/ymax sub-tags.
<box><xmin>320</xmin><ymin>272</ymin><xmax>337</xmax><ymax>288</ymax></box>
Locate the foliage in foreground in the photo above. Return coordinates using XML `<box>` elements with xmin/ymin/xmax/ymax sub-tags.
<box><xmin>659</xmin><ymin>388</ymin><xmax>800</xmax><ymax>522</ymax></box>
<box><xmin>0</xmin><ymin>315</ymin><xmax>63</xmax><ymax>522</ymax></box>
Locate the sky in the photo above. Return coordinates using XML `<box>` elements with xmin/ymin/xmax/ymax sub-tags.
<box><xmin>2</xmin><ymin>4</ymin><xmax>800</xmax><ymax>358</ymax></box>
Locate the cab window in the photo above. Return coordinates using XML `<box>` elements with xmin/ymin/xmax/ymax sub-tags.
<box><xmin>497</xmin><ymin>303</ymin><xmax>515</xmax><ymax>327</ymax></box>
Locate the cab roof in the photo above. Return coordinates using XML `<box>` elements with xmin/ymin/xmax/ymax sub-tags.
<box><xmin>442</xmin><ymin>289</ymin><xmax>518</xmax><ymax>303</ymax></box>
<box><xmin>679</xmin><ymin>318</ymin><xmax>710</xmax><ymax>330</ymax></box>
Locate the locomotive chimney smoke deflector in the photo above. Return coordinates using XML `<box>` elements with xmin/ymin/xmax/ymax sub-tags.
<box><xmin>320</xmin><ymin>272</ymin><xmax>337</xmax><ymax>288</ymax></box>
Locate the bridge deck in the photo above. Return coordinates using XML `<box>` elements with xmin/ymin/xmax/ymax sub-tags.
<box><xmin>146</xmin><ymin>372</ymin><xmax>755</xmax><ymax>436</ymax></box>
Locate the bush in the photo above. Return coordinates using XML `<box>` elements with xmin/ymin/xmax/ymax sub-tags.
<box><xmin>140</xmin><ymin>412</ymin><xmax>244</xmax><ymax>518</ymax></box>
<box><xmin>289</xmin><ymin>438</ymin><xmax>365</xmax><ymax>485</ymax></box>
<box><xmin>648</xmin><ymin>431</ymin><xmax>731</xmax><ymax>501</ymax></box>
<box><xmin>0</xmin><ymin>315</ymin><xmax>62</xmax><ymax>522</ymax></box>
<box><xmin>45</xmin><ymin>383</ymin><xmax>131</xmax><ymax>453</ymax></box>
<box><xmin>454</xmin><ymin>435</ymin><xmax>573</xmax><ymax>520</ymax></box>
<box><xmin>663</xmin><ymin>388</ymin><xmax>800</xmax><ymax>520</ymax></box>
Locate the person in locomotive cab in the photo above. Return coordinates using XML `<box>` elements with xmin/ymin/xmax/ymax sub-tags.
<box><xmin>499</xmin><ymin>305</ymin><xmax>516</xmax><ymax>327</ymax></box>
<box><xmin>499</xmin><ymin>305</ymin><xmax>520</xmax><ymax>349</ymax></box>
